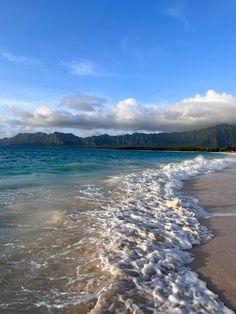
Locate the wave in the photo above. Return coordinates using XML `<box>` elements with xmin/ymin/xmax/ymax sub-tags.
<box><xmin>13</xmin><ymin>154</ymin><xmax>235</xmax><ymax>313</ymax></box>
<box><xmin>88</xmin><ymin>155</ymin><xmax>235</xmax><ymax>313</ymax></box>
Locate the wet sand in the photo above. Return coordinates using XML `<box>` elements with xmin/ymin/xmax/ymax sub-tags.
<box><xmin>184</xmin><ymin>168</ymin><xmax>236</xmax><ymax>311</ymax></box>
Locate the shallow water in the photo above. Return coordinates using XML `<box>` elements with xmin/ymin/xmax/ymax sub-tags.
<box><xmin>0</xmin><ymin>148</ymin><xmax>235</xmax><ymax>313</ymax></box>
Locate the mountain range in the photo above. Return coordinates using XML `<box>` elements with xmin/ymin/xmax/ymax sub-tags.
<box><xmin>1</xmin><ymin>124</ymin><xmax>236</xmax><ymax>149</ymax></box>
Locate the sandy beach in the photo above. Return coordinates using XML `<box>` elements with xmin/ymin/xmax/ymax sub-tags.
<box><xmin>184</xmin><ymin>167</ymin><xmax>236</xmax><ymax>311</ymax></box>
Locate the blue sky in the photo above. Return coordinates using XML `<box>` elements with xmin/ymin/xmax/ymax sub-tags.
<box><xmin>1</xmin><ymin>0</ymin><xmax>236</xmax><ymax>136</ymax></box>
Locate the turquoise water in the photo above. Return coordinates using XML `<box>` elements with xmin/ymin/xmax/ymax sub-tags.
<box><xmin>0</xmin><ymin>148</ymin><xmax>211</xmax><ymax>204</ymax></box>
<box><xmin>0</xmin><ymin>148</ymin><xmax>234</xmax><ymax>313</ymax></box>
<box><xmin>0</xmin><ymin>147</ymin><xmax>219</xmax><ymax>185</ymax></box>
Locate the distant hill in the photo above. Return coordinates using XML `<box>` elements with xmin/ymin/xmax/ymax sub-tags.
<box><xmin>1</xmin><ymin>124</ymin><xmax>236</xmax><ymax>149</ymax></box>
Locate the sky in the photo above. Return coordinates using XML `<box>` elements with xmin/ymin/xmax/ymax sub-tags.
<box><xmin>1</xmin><ymin>0</ymin><xmax>236</xmax><ymax>137</ymax></box>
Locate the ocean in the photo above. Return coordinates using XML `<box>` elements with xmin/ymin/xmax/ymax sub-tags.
<box><xmin>0</xmin><ymin>147</ymin><xmax>235</xmax><ymax>314</ymax></box>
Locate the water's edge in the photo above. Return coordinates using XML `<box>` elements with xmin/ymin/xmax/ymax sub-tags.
<box><xmin>87</xmin><ymin>155</ymin><xmax>235</xmax><ymax>313</ymax></box>
<box><xmin>183</xmin><ymin>167</ymin><xmax>236</xmax><ymax>313</ymax></box>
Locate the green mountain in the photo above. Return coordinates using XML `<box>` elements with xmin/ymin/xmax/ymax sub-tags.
<box><xmin>1</xmin><ymin>124</ymin><xmax>236</xmax><ymax>148</ymax></box>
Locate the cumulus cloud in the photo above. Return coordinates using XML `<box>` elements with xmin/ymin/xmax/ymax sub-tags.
<box><xmin>61</xmin><ymin>93</ymin><xmax>106</xmax><ymax>111</ymax></box>
<box><xmin>0</xmin><ymin>50</ymin><xmax>40</xmax><ymax>65</ymax></box>
<box><xmin>2</xmin><ymin>90</ymin><xmax>236</xmax><ymax>135</ymax></box>
<box><xmin>161</xmin><ymin>89</ymin><xmax>236</xmax><ymax>129</ymax></box>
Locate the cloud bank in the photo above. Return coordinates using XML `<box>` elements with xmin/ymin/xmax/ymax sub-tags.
<box><xmin>2</xmin><ymin>90</ymin><xmax>236</xmax><ymax>136</ymax></box>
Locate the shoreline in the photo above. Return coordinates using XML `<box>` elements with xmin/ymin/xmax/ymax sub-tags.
<box><xmin>184</xmin><ymin>168</ymin><xmax>236</xmax><ymax>311</ymax></box>
<box><xmin>1</xmin><ymin>145</ymin><xmax>236</xmax><ymax>153</ymax></box>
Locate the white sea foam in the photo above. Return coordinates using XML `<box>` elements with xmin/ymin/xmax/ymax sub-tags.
<box><xmin>88</xmin><ymin>155</ymin><xmax>236</xmax><ymax>313</ymax></box>
<box><xmin>4</xmin><ymin>154</ymin><xmax>236</xmax><ymax>313</ymax></box>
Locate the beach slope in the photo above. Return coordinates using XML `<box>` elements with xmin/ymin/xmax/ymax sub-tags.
<box><xmin>185</xmin><ymin>168</ymin><xmax>236</xmax><ymax>311</ymax></box>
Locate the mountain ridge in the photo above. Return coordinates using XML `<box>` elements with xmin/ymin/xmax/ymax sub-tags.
<box><xmin>1</xmin><ymin>124</ymin><xmax>236</xmax><ymax>148</ymax></box>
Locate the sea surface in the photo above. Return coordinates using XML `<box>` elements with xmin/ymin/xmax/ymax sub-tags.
<box><xmin>0</xmin><ymin>147</ymin><xmax>235</xmax><ymax>314</ymax></box>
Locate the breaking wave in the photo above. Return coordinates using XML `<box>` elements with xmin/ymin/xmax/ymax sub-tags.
<box><xmin>88</xmin><ymin>155</ymin><xmax>235</xmax><ymax>313</ymax></box>
<box><xmin>2</xmin><ymin>153</ymin><xmax>236</xmax><ymax>313</ymax></box>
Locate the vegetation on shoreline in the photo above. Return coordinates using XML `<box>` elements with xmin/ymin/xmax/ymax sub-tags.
<box><xmin>115</xmin><ymin>146</ymin><xmax>236</xmax><ymax>152</ymax></box>
<box><xmin>1</xmin><ymin>124</ymin><xmax>236</xmax><ymax>151</ymax></box>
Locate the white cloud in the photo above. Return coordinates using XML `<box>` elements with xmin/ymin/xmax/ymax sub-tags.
<box><xmin>34</xmin><ymin>106</ymin><xmax>53</xmax><ymax>118</ymax></box>
<box><xmin>61</xmin><ymin>60</ymin><xmax>114</xmax><ymax>77</ymax></box>
<box><xmin>61</xmin><ymin>60</ymin><xmax>99</xmax><ymax>76</ymax></box>
<box><xmin>182</xmin><ymin>89</ymin><xmax>234</xmax><ymax>103</ymax></box>
<box><xmin>158</xmin><ymin>90</ymin><xmax>236</xmax><ymax>131</ymax></box>
<box><xmin>0</xmin><ymin>50</ymin><xmax>40</xmax><ymax>65</ymax></box>
<box><xmin>2</xmin><ymin>90</ymin><xmax>236</xmax><ymax>135</ymax></box>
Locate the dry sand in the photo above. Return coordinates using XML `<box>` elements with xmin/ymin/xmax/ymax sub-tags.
<box><xmin>184</xmin><ymin>168</ymin><xmax>236</xmax><ymax>311</ymax></box>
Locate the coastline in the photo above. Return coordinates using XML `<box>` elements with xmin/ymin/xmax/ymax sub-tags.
<box><xmin>184</xmin><ymin>167</ymin><xmax>236</xmax><ymax>311</ymax></box>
